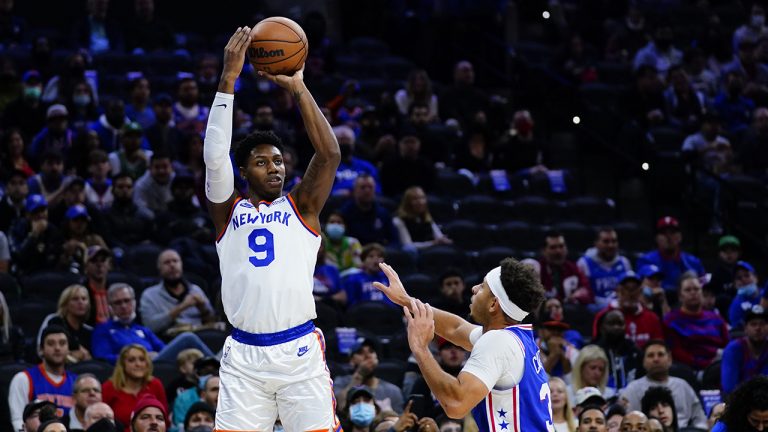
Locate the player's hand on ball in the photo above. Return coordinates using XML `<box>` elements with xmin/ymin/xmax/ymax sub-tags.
<box><xmin>373</xmin><ymin>262</ymin><xmax>412</xmax><ymax>308</ymax></box>
<box><xmin>404</xmin><ymin>298</ymin><xmax>435</xmax><ymax>352</ymax></box>
<box><xmin>257</xmin><ymin>63</ymin><xmax>305</xmax><ymax>94</ymax></box>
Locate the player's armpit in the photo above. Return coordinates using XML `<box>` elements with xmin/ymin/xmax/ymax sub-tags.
<box><xmin>440</xmin><ymin>371</ymin><xmax>489</xmax><ymax>419</ymax></box>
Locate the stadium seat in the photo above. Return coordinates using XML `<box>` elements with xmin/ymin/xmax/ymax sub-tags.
<box><xmin>614</xmin><ymin>222</ymin><xmax>652</xmax><ymax>255</ymax></box>
<box><xmin>456</xmin><ymin>195</ymin><xmax>515</xmax><ymax>224</ymax></box>
<box><xmin>20</xmin><ymin>271</ymin><xmax>81</xmax><ymax>301</ymax></box>
<box><xmin>418</xmin><ymin>245</ymin><xmax>468</xmax><ymax>275</ymax></box>
<box><xmin>401</xmin><ymin>273</ymin><xmax>438</xmax><ymax>302</ymax></box>
<box><xmin>579</xmin><ymin>83</ymin><xmax>627</xmax><ymax>112</ymax></box>
<box><xmin>68</xmin><ymin>359</ymin><xmax>115</xmax><ymax>382</ymax></box>
<box><xmin>427</xmin><ymin>196</ymin><xmax>456</xmax><ymax>223</ymax></box>
<box><xmin>512</xmin><ymin>41</ymin><xmax>553</xmax><ymax>66</ymax></box>
<box><xmin>122</xmin><ymin>243</ymin><xmax>163</xmax><ymax>277</ymax></box>
<box><xmin>0</xmin><ymin>273</ymin><xmax>20</xmax><ymax>302</ymax></box>
<box><xmin>376</xmin><ymin>359</ymin><xmax>408</xmax><ymax>387</ymax></box>
<box><xmin>314</xmin><ymin>301</ymin><xmax>342</xmax><ymax>334</ymax></box>
<box><xmin>0</xmin><ymin>362</ymin><xmax>32</xmax><ymax>431</ymax></box>
<box><xmin>384</xmin><ymin>248</ymin><xmax>417</xmax><ymax>277</ymax></box>
<box><xmin>511</xmin><ymin>196</ymin><xmax>558</xmax><ymax>224</ymax></box>
<box><xmin>194</xmin><ymin>328</ymin><xmax>228</xmax><ymax>353</ymax></box>
<box><xmin>347</xmin><ymin>36</ymin><xmax>390</xmax><ymax>57</ymax></box>
<box><xmin>107</xmin><ymin>271</ymin><xmax>145</xmax><ymax>297</ymax></box>
<box><xmin>477</xmin><ymin>247</ymin><xmax>519</xmax><ymax>271</ymax></box>
<box><xmin>442</xmin><ymin>219</ymin><xmax>487</xmax><ymax>251</ymax></box>
<box><xmin>552</xmin><ymin>221</ymin><xmax>596</xmax><ymax>254</ymax></box>
<box><xmin>326</xmin><ymin>360</ymin><xmax>353</xmax><ymax>379</ymax></box>
<box><xmin>434</xmin><ymin>170</ymin><xmax>475</xmax><ymax>198</ymax></box>
<box><xmin>595</xmin><ymin>61</ymin><xmax>632</xmax><ymax>85</ymax></box>
<box><xmin>647</xmin><ymin>126</ymin><xmax>685</xmax><ymax>154</ymax></box>
<box><xmin>496</xmin><ymin>221</ymin><xmax>544</xmax><ymax>252</ymax></box>
<box><xmin>563</xmin><ymin>196</ymin><xmax>616</xmax><ymax>225</ymax></box>
<box><xmin>383</xmin><ymin>332</ymin><xmax>411</xmax><ymax>361</ymax></box>
<box><xmin>152</xmin><ymin>361</ymin><xmax>180</xmax><ymax>388</ymax></box>
<box><xmin>11</xmin><ymin>301</ymin><xmax>56</xmax><ymax>342</ymax></box>
<box><xmin>345</xmin><ymin>302</ymin><xmax>405</xmax><ymax>337</ymax></box>
<box><xmin>371</xmin><ymin>56</ymin><xmax>415</xmax><ymax>80</ymax></box>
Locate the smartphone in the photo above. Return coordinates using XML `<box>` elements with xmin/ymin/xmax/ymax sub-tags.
<box><xmin>408</xmin><ymin>394</ymin><xmax>428</xmax><ymax>419</ymax></box>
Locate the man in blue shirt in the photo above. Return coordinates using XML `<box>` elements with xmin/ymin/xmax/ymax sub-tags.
<box><xmin>637</xmin><ymin>216</ymin><xmax>704</xmax><ymax>291</ymax></box>
<box><xmin>339</xmin><ymin>175</ymin><xmax>398</xmax><ymax>246</ymax></box>
<box><xmin>721</xmin><ymin>305</ymin><xmax>768</xmax><ymax>394</ymax></box>
<box><xmin>92</xmin><ymin>283</ymin><xmax>214</xmax><ymax>364</ymax></box>
<box><xmin>331</xmin><ymin>125</ymin><xmax>380</xmax><ymax>196</ymax></box>
<box><xmin>342</xmin><ymin>243</ymin><xmax>392</xmax><ymax>307</ymax></box>
<box><xmin>577</xmin><ymin>227</ymin><xmax>633</xmax><ymax>310</ymax></box>
<box><xmin>728</xmin><ymin>261</ymin><xmax>764</xmax><ymax>329</ymax></box>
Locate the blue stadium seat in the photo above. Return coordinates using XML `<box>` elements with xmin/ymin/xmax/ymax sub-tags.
<box><xmin>442</xmin><ymin>220</ymin><xmax>487</xmax><ymax>251</ymax></box>
<box><xmin>401</xmin><ymin>273</ymin><xmax>438</xmax><ymax>301</ymax></box>
<box><xmin>418</xmin><ymin>245</ymin><xmax>468</xmax><ymax>275</ymax></box>
<box><xmin>0</xmin><ymin>273</ymin><xmax>20</xmax><ymax>303</ymax></box>
<box><xmin>496</xmin><ymin>221</ymin><xmax>544</xmax><ymax>252</ymax></box>
<box><xmin>376</xmin><ymin>359</ymin><xmax>407</xmax><ymax>387</ymax></box>
<box><xmin>477</xmin><ymin>247</ymin><xmax>519</xmax><ymax>271</ymax></box>
<box><xmin>345</xmin><ymin>302</ymin><xmax>405</xmax><ymax>337</ymax></box>
<box><xmin>563</xmin><ymin>196</ymin><xmax>616</xmax><ymax>225</ymax></box>
<box><xmin>434</xmin><ymin>170</ymin><xmax>475</xmax><ymax>198</ymax></box>
<box><xmin>552</xmin><ymin>221</ymin><xmax>596</xmax><ymax>256</ymax></box>
<box><xmin>511</xmin><ymin>196</ymin><xmax>558</xmax><ymax>224</ymax></box>
<box><xmin>20</xmin><ymin>271</ymin><xmax>81</xmax><ymax>302</ymax></box>
<box><xmin>384</xmin><ymin>248</ymin><xmax>417</xmax><ymax>277</ymax></box>
<box><xmin>456</xmin><ymin>195</ymin><xmax>514</xmax><ymax>224</ymax></box>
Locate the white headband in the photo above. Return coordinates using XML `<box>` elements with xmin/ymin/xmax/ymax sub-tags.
<box><xmin>486</xmin><ymin>266</ymin><xmax>529</xmax><ymax>321</ymax></box>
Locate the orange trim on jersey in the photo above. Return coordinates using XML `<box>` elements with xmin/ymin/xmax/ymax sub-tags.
<box><xmin>38</xmin><ymin>364</ymin><xmax>68</xmax><ymax>387</ymax></box>
<box><xmin>23</xmin><ymin>370</ymin><xmax>33</xmax><ymax>401</ymax></box>
<box><xmin>215</xmin><ymin>196</ymin><xmax>243</xmax><ymax>243</ymax></box>
<box><xmin>286</xmin><ymin>193</ymin><xmax>320</xmax><ymax>237</ymax></box>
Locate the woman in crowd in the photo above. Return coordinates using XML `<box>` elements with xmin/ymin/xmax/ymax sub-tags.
<box><xmin>549</xmin><ymin>377</ymin><xmax>576</xmax><ymax>432</ymax></box>
<box><xmin>392</xmin><ymin>186</ymin><xmax>451</xmax><ymax>251</ymax></box>
<box><xmin>570</xmin><ymin>345</ymin><xmax>612</xmax><ymax>400</ymax></box>
<box><xmin>323</xmin><ymin>211</ymin><xmax>362</xmax><ymax>274</ymax></box>
<box><xmin>102</xmin><ymin>344</ymin><xmax>168</xmax><ymax>432</ymax></box>
<box><xmin>394</xmin><ymin>69</ymin><xmax>439</xmax><ymax>121</ymax></box>
<box><xmin>1</xmin><ymin>128</ymin><xmax>35</xmax><ymax>177</ymax></box>
<box><xmin>37</xmin><ymin>284</ymin><xmax>93</xmax><ymax>363</ymax></box>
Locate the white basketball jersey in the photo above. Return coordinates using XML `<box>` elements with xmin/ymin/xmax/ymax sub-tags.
<box><xmin>215</xmin><ymin>193</ymin><xmax>321</xmax><ymax>333</ymax></box>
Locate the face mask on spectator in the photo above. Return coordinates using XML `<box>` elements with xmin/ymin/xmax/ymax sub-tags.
<box><xmin>24</xmin><ymin>86</ymin><xmax>42</xmax><ymax>101</ymax></box>
<box><xmin>325</xmin><ymin>223</ymin><xmax>345</xmax><ymax>240</ymax></box>
<box><xmin>349</xmin><ymin>402</ymin><xmax>376</xmax><ymax>427</ymax></box>
<box><xmin>738</xmin><ymin>283</ymin><xmax>758</xmax><ymax>297</ymax></box>
<box><xmin>73</xmin><ymin>94</ymin><xmax>91</xmax><ymax>107</ymax></box>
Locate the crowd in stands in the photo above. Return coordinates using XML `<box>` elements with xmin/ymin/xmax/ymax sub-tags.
<box><xmin>1</xmin><ymin>0</ymin><xmax>768</xmax><ymax>431</ymax></box>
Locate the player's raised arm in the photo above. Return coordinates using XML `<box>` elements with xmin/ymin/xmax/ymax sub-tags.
<box><xmin>258</xmin><ymin>67</ymin><xmax>340</xmax><ymax>231</ymax></box>
<box><xmin>204</xmin><ymin>27</ymin><xmax>252</xmax><ymax>234</ymax></box>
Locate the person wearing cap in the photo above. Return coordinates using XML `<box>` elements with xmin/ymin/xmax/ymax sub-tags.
<box><xmin>125</xmin><ymin>76</ymin><xmax>156</xmax><ymax>130</ymax></box>
<box><xmin>46</xmin><ymin>176</ymin><xmax>98</xmax><ymax>230</ymax></box>
<box><xmin>27</xmin><ymin>149</ymin><xmax>72</xmax><ymax>204</ymax></box>
<box><xmin>3</xmin><ymin>70</ymin><xmax>47</xmax><ymax>140</ymax></box>
<box><xmin>129</xmin><ymin>394</ymin><xmax>168</xmax><ymax>432</ymax></box>
<box><xmin>536</xmin><ymin>311</ymin><xmax>579</xmax><ymax>378</ymax></box>
<box><xmin>636</xmin><ymin>216</ymin><xmax>705</xmax><ymax>291</ymax></box>
<box><xmin>8</xmin><ymin>325</ymin><xmax>78</xmax><ymax>431</ymax></box>
<box><xmin>594</xmin><ymin>309</ymin><xmax>641</xmax><ymax>394</ymax></box>
<box><xmin>28</xmin><ymin>107</ymin><xmax>74</xmax><ymax>168</ymax></box>
<box><xmin>335</xmin><ymin>337</ymin><xmax>404</xmax><ymax>413</ymax></box>
<box><xmin>144</xmin><ymin>93</ymin><xmax>182</xmax><ymax>158</ymax></box>
<box><xmin>108</xmin><ymin>121</ymin><xmax>152</xmax><ymax>181</ymax></box>
<box><xmin>133</xmin><ymin>152</ymin><xmax>175</xmax><ymax>218</ymax></box>
<box><xmin>538</xmin><ymin>230</ymin><xmax>593</xmax><ymax>305</ymax></box>
<box><xmin>78</xmin><ymin>245</ymin><xmax>113</xmax><ymax>326</ymax></box>
<box><xmin>374</xmin><ymin>258</ymin><xmax>554</xmax><ymax>430</ymax></box>
<box><xmin>709</xmin><ymin>235</ymin><xmax>742</xmax><ymax>301</ymax></box>
<box><xmin>573</xmin><ymin>386</ymin><xmax>607</xmax><ymax>418</ymax></box>
<box><xmin>89</xmin><ymin>98</ymin><xmax>130</xmax><ymax>153</ymax></box>
<box><xmin>663</xmin><ymin>272</ymin><xmax>729</xmax><ymax>370</ymax></box>
<box><xmin>101</xmin><ymin>173</ymin><xmax>154</xmax><ymax>248</ymax></box>
<box><xmin>721</xmin><ymin>304</ymin><xmax>768</xmax><ymax>394</ymax></box>
<box><xmin>728</xmin><ymin>260</ymin><xmax>764</xmax><ymax>328</ymax></box>
<box><xmin>592</xmin><ymin>271</ymin><xmax>663</xmax><ymax>349</ymax></box>
<box><xmin>341</xmin><ymin>385</ymin><xmax>379</xmax><ymax>431</ymax></box>
<box><xmin>619</xmin><ymin>340</ymin><xmax>707</xmax><ymax>429</ymax></box>
<box><xmin>8</xmin><ymin>193</ymin><xmax>64</xmax><ymax>275</ymax></box>
<box><xmin>22</xmin><ymin>400</ymin><xmax>58</xmax><ymax>432</ymax></box>
<box><xmin>183</xmin><ymin>401</ymin><xmax>215</xmax><ymax>432</ymax></box>
<box><xmin>0</xmin><ymin>169</ymin><xmax>29</xmax><ymax>232</ymax></box>
<box><xmin>92</xmin><ymin>283</ymin><xmax>214</xmax><ymax>365</ymax></box>
<box><xmin>577</xmin><ymin>227</ymin><xmax>633</xmax><ymax>310</ymax></box>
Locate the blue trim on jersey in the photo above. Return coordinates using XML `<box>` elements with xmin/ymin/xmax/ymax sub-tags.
<box><xmin>232</xmin><ymin>320</ymin><xmax>315</xmax><ymax>346</ymax></box>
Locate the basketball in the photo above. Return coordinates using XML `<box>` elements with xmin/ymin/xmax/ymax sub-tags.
<box><xmin>248</xmin><ymin>16</ymin><xmax>308</xmax><ymax>75</ymax></box>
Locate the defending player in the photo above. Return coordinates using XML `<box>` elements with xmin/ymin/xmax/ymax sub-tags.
<box><xmin>203</xmin><ymin>27</ymin><xmax>341</xmax><ymax>431</ymax></box>
<box><xmin>374</xmin><ymin>259</ymin><xmax>554</xmax><ymax>432</ymax></box>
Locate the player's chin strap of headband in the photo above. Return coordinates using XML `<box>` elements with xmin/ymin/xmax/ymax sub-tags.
<box><xmin>486</xmin><ymin>266</ymin><xmax>529</xmax><ymax>322</ymax></box>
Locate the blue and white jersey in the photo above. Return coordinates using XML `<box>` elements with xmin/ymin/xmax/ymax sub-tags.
<box><xmin>466</xmin><ymin>325</ymin><xmax>554</xmax><ymax>432</ymax></box>
<box><xmin>216</xmin><ymin>193</ymin><xmax>321</xmax><ymax>333</ymax></box>
<box><xmin>577</xmin><ymin>250</ymin><xmax>632</xmax><ymax>303</ymax></box>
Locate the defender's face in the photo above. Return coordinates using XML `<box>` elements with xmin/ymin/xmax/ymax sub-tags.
<box><xmin>241</xmin><ymin>144</ymin><xmax>284</xmax><ymax>201</ymax></box>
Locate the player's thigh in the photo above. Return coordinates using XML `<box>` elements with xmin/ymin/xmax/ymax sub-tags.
<box><xmin>276</xmin><ymin>373</ymin><xmax>339</xmax><ymax>432</ymax></box>
<box><xmin>215</xmin><ymin>358</ymin><xmax>278</xmax><ymax>430</ymax></box>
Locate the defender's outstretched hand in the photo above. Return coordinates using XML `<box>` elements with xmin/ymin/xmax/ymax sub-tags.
<box><xmin>222</xmin><ymin>27</ymin><xmax>253</xmax><ymax>80</ymax></box>
<box><xmin>372</xmin><ymin>262</ymin><xmax>412</xmax><ymax>308</ymax></box>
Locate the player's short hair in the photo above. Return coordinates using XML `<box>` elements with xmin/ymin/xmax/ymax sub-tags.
<box><xmin>361</xmin><ymin>243</ymin><xmax>386</xmax><ymax>260</ymax></box>
<box><xmin>233</xmin><ymin>130</ymin><xmax>284</xmax><ymax>168</ymax></box>
<box><xmin>498</xmin><ymin>258</ymin><xmax>546</xmax><ymax>316</ymax></box>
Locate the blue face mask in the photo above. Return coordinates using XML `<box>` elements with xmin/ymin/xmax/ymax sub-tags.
<box><xmin>738</xmin><ymin>283</ymin><xmax>758</xmax><ymax>297</ymax></box>
<box><xmin>349</xmin><ymin>402</ymin><xmax>376</xmax><ymax>427</ymax></box>
<box><xmin>325</xmin><ymin>223</ymin><xmax>345</xmax><ymax>241</ymax></box>
<box><xmin>642</xmin><ymin>286</ymin><xmax>653</xmax><ymax>298</ymax></box>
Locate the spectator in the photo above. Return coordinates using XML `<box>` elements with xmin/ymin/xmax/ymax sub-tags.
<box><xmin>684</xmin><ymin>47</ymin><xmax>718</xmax><ymax>98</ymax></box>
<box><xmin>322</xmin><ymin>211</ymin><xmax>362</xmax><ymax>273</ymax></box>
<box><xmin>102</xmin><ymin>173</ymin><xmax>154</xmax><ymax>248</ymax></box>
<box><xmin>21</xmin><ymin>400</ymin><xmax>57</xmax><ymax>432</ymax></box>
<box><xmin>577</xmin><ymin>405</ymin><xmax>607</xmax><ymax>432</ymax></box>
<box><xmin>340</xmin><ymin>385</ymin><xmax>380</xmax><ymax>432</ymax></box>
<box><xmin>8</xmin><ymin>194</ymin><xmax>63</xmax><ymax>276</ymax></box>
<box><xmin>93</xmin><ymin>283</ymin><xmax>214</xmax><ymax>364</ymax></box>
<box><xmin>47</xmin><ymin>176</ymin><xmax>98</xmax><ymax>230</ymax></box>
<box><xmin>342</xmin><ymin>243</ymin><xmax>392</xmax><ymax>307</ymax></box>
<box><xmin>164</xmin><ymin>348</ymin><xmax>203</xmax><ymax>406</ymax></box>
<box><xmin>125</xmin><ymin>76</ymin><xmax>155</xmax><ymax>129</ymax></box>
<box><xmin>279</xmin><ymin>144</ymin><xmax>302</xmax><ymax>192</ymax></box>
<box><xmin>251</xmin><ymin>102</ymin><xmax>296</xmax><ymax>147</ymax></box>
<box><xmin>538</xmin><ymin>231</ymin><xmax>592</xmax><ymax>304</ymax></box>
<box><xmin>1</xmin><ymin>128</ymin><xmax>35</xmax><ymax>178</ymax></box>
<box><xmin>126</xmin><ymin>0</ymin><xmax>174</xmax><ymax>53</ymax></box>
<box><xmin>62</xmin><ymin>374</ymin><xmax>102</xmax><ymax>431</ymax></box>
<box><xmin>728</xmin><ymin>260</ymin><xmax>763</xmax><ymax>329</ymax></box>
<box><xmin>0</xmin><ymin>290</ymin><xmax>24</xmax><ymax>362</ymax></box>
<box><xmin>638</xmin><ymin>265</ymin><xmax>670</xmax><ymax>318</ymax></box>
<box><xmin>37</xmin><ymin>284</ymin><xmax>94</xmax><ymax>363</ymax></box>
<box><xmin>339</xmin><ymin>174</ymin><xmax>398</xmax><ymax>246</ymax></box>
<box><xmin>619</xmin><ymin>340</ymin><xmax>707</xmax><ymax>429</ymax></box>
<box><xmin>577</xmin><ymin>227</ymin><xmax>633</xmax><ymax>310</ymax></box>
<box><xmin>154</xmin><ymin>174</ymin><xmax>212</xmax><ymax>245</ymax></box>
<box><xmin>541</xmin><ymin>297</ymin><xmax>584</xmax><ymax>348</ymax></box>
<box><xmin>169</xmin><ymin>356</ymin><xmax>218</xmax><ymax>430</ymax></box>
<box><xmin>663</xmin><ymin>65</ymin><xmax>706</xmax><ymax>131</ymax></box>
<box><xmin>633</xmin><ymin>22</ymin><xmax>683</xmax><ymax>77</ymax></box>
<box><xmin>536</xmin><ymin>313</ymin><xmax>579</xmax><ymax>378</ymax></box>
<box><xmin>721</xmin><ymin>305</ymin><xmax>768</xmax><ymax>394</ymax></box>
<box><xmin>172</xmin><ymin>374</ymin><xmax>218</xmax><ymax>431</ymax></box>
<box><xmin>408</xmin><ymin>337</ymin><xmax>469</xmax><ymax>419</ymax></box>
<box><xmin>128</xmin><ymin>394</ymin><xmax>168</xmax><ymax>432</ymax></box>
<box><xmin>334</xmin><ymin>338</ymin><xmax>404</xmax><ymax>413</ymax></box>
<box><xmin>183</xmin><ymin>401</ymin><xmax>215</xmax><ymax>432</ymax></box>
<box><xmin>708</xmin><ymin>235</ymin><xmax>741</xmax><ymax>308</ymax></box>
<box><xmin>392</xmin><ymin>186</ymin><xmax>450</xmax><ymax>250</ymax></box>
<box><xmin>61</xmin><ymin>203</ymin><xmax>108</xmax><ymax>252</ymax></box>
<box><xmin>454</xmin><ymin>128</ymin><xmax>493</xmax><ymax>176</ymax></box>
<box><xmin>313</xmin><ymin>242</ymin><xmax>344</xmax><ymax>308</ymax></box>
<box><xmin>102</xmin><ymin>344</ymin><xmax>168</xmax><ymax>432</ymax></box>
<box><xmin>605</xmin><ymin>404</ymin><xmax>626</xmax><ymax>432</ymax></box>
<box><xmin>83</xmin><ymin>150</ymin><xmax>113</xmax><ymax>210</ymax></box>
<box><xmin>27</xmin><ymin>148</ymin><xmax>71</xmax><ymax>203</ymax></box>
<box><xmin>439</xmin><ymin>60</ymin><xmax>488</xmax><ymax>129</ymax></box>
<box><xmin>430</xmin><ymin>269</ymin><xmax>470</xmax><ymax>318</ymax></box>
<box><xmin>42</xmin><ymin>51</ymin><xmax>98</xmax><ymax>106</ymax></box>
<box><xmin>739</xmin><ymin>106</ymin><xmax>768</xmax><ymax>180</ymax></box>
<box><xmin>492</xmin><ymin>110</ymin><xmax>550</xmax><ymax>177</ymax></box>
<box><xmin>0</xmin><ymin>230</ymin><xmax>8</xmax><ymax>273</ymax></box>
<box><xmin>80</xmin><ymin>245</ymin><xmax>112</xmax><ymax>326</ymax></box>
<box><xmin>2</xmin><ymin>71</ymin><xmax>46</xmax><ymax>141</ymax></box>
<box><xmin>0</xmin><ymin>168</ymin><xmax>28</xmax><ymax>232</ymax></box>
<box><xmin>722</xmin><ymin>37</ymin><xmax>768</xmax><ymax>96</ymax></box>
<box><xmin>637</xmin><ymin>216</ymin><xmax>705</xmax><ymax>291</ymax></box>
<box><xmin>620</xmin><ymin>411</ymin><xmax>649</xmax><ymax>432</ymax></box>
<box><xmin>733</xmin><ymin>4</ymin><xmax>768</xmax><ymax>51</ymax></box>
<box><xmin>573</xmin><ymin>387</ymin><xmax>607</xmax><ymax>419</ymax></box>
<box><xmin>571</xmin><ymin>345</ymin><xmax>612</xmax><ymax>399</ymax></box>
<box><xmin>133</xmin><ymin>152</ymin><xmax>174</xmax><ymax>218</ymax></box>
<box><xmin>592</xmin><ymin>271</ymin><xmax>664</xmax><ymax>349</ymax></box>
<box><xmin>640</xmin><ymin>386</ymin><xmax>678</xmax><ymax>432</ymax></box>
<box><xmin>173</xmin><ymin>76</ymin><xmax>208</xmax><ymax>134</ymax></box>
<box><xmin>623</xmin><ymin>65</ymin><xmax>666</xmax><ymax>128</ymax></box>
<box><xmin>663</xmin><ymin>272</ymin><xmax>728</xmax><ymax>369</ymax></box>
<box><xmin>332</xmin><ymin>125</ymin><xmax>379</xmax><ymax>197</ymax></box>
<box><xmin>37</xmin><ymin>418</ymin><xmax>69</xmax><ymax>432</ymax></box>
<box><xmin>593</xmin><ymin>309</ymin><xmax>641</xmax><ymax>394</ymax></box>
<box><xmin>67</xmin><ymin>79</ymin><xmax>99</xmax><ymax>131</ymax></box>
<box><xmin>8</xmin><ymin>325</ymin><xmax>77</xmax><ymax>431</ymax></box>
<box><xmin>71</xmin><ymin>0</ymin><xmax>122</xmax><ymax>53</ymax></box>
<box><xmin>172</xmin><ymin>132</ymin><xmax>205</xmax><ymax>203</ymax></box>
<box><xmin>144</xmin><ymin>94</ymin><xmax>182</xmax><ymax>156</ymax></box>
<box><xmin>395</xmin><ymin>69</ymin><xmax>439</xmax><ymax>120</ymax></box>
<box><xmin>712</xmin><ymin>70</ymin><xmax>755</xmax><ymax>135</ymax></box>
<box><xmin>711</xmin><ymin>376</ymin><xmax>768</xmax><ymax>431</ymax></box>
<box><xmin>108</xmin><ymin>122</ymin><xmax>151</xmax><ymax>180</ymax></box>
<box><xmin>380</xmin><ymin>136</ymin><xmax>435</xmax><ymax>196</ymax></box>
<box><xmin>549</xmin><ymin>377</ymin><xmax>576</xmax><ymax>432</ymax></box>
<box><xmin>90</xmin><ymin>98</ymin><xmax>131</xmax><ymax>153</ymax></box>
<box><xmin>139</xmin><ymin>249</ymin><xmax>216</xmax><ymax>337</ymax></box>
<box><xmin>83</xmin><ymin>402</ymin><xmax>116</xmax><ymax>430</ymax></box>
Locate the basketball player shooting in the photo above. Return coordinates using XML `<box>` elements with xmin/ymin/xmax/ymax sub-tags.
<box><xmin>203</xmin><ymin>26</ymin><xmax>341</xmax><ymax>431</ymax></box>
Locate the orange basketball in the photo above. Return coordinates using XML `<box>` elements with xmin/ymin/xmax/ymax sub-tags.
<box><xmin>248</xmin><ymin>16</ymin><xmax>308</xmax><ymax>75</ymax></box>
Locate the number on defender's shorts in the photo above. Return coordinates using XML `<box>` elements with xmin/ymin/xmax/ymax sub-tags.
<box><xmin>248</xmin><ymin>228</ymin><xmax>275</xmax><ymax>267</ymax></box>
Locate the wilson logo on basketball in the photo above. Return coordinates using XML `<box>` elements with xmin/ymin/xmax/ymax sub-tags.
<box><xmin>250</xmin><ymin>47</ymin><xmax>285</xmax><ymax>59</ymax></box>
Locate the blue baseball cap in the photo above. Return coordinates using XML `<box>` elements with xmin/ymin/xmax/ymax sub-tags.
<box><xmin>618</xmin><ymin>271</ymin><xmax>641</xmax><ymax>284</ymax></box>
<box><xmin>736</xmin><ymin>260</ymin><xmax>756</xmax><ymax>274</ymax></box>
<box><xmin>638</xmin><ymin>264</ymin><xmax>664</xmax><ymax>279</ymax></box>
<box><xmin>65</xmin><ymin>204</ymin><xmax>90</xmax><ymax>220</ymax></box>
<box><xmin>25</xmin><ymin>194</ymin><xmax>47</xmax><ymax>213</ymax></box>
